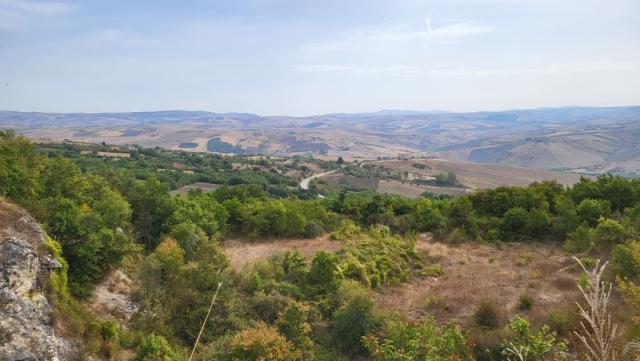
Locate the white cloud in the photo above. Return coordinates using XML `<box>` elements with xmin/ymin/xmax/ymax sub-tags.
<box><xmin>302</xmin><ymin>18</ymin><xmax>494</xmax><ymax>55</ymax></box>
<box><xmin>0</xmin><ymin>0</ymin><xmax>73</xmax><ymax>31</ymax></box>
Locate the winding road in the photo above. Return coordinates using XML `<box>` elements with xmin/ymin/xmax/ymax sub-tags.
<box><xmin>299</xmin><ymin>170</ymin><xmax>336</xmax><ymax>190</ymax></box>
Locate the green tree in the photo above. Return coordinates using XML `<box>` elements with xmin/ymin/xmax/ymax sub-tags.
<box><xmin>0</xmin><ymin>130</ymin><xmax>42</xmax><ymax>202</ymax></box>
<box><xmin>577</xmin><ymin>199</ymin><xmax>611</xmax><ymax>227</ymax></box>
<box><xmin>331</xmin><ymin>281</ymin><xmax>382</xmax><ymax>357</ymax></box>
<box><xmin>502</xmin><ymin>207</ymin><xmax>529</xmax><ymax>241</ymax></box>
<box><xmin>129</xmin><ymin>176</ymin><xmax>174</xmax><ymax>249</ymax></box>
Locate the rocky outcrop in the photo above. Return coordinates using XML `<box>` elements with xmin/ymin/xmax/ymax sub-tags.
<box><xmin>0</xmin><ymin>198</ymin><xmax>78</xmax><ymax>361</ymax></box>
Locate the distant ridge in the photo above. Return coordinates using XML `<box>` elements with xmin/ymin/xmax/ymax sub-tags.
<box><xmin>1</xmin><ymin>105</ymin><xmax>639</xmax><ymax>176</ymax></box>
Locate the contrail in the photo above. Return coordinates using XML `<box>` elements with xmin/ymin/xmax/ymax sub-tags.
<box><xmin>424</xmin><ymin>9</ymin><xmax>433</xmax><ymax>33</ymax></box>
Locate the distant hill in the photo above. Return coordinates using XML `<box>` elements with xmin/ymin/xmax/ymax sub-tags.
<box><xmin>2</xmin><ymin>106</ymin><xmax>639</xmax><ymax>176</ymax></box>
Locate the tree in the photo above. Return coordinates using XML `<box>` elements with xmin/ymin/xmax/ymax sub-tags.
<box><xmin>577</xmin><ymin>199</ymin><xmax>611</xmax><ymax>227</ymax></box>
<box><xmin>306</xmin><ymin>251</ymin><xmax>342</xmax><ymax>296</ymax></box>
<box><xmin>502</xmin><ymin>207</ymin><xmax>529</xmax><ymax>241</ymax></box>
<box><xmin>412</xmin><ymin>198</ymin><xmax>446</xmax><ymax>232</ymax></box>
<box><xmin>337</xmin><ymin>156</ymin><xmax>344</xmax><ymax>164</ymax></box>
<box><xmin>0</xmin><ymin>130</ymin><xmax>42</xmax><ymax>202</ymax></box>
<box><xmin>129</xmin><ymin>176</ymin><xmax>174</xmax><ymax>249</ymax></box>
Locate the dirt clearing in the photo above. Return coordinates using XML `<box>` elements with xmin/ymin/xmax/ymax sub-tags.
<box><xmin>223</xmin><ymin>236</ymin><xmax>342</xmax><ymax>270</ymax></box>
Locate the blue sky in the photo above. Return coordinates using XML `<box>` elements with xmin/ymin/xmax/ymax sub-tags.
<box><xmin>1</xmin><ymin>0</ymin><xmax>639</xmax><ymax>115</ymax></box>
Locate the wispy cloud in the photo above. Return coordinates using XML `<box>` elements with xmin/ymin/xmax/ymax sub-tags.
<box><xmin>302</xmin><ymin>17</ymin><xmax>494</xmax><ymax>55</ymax></box>
<box><xmin>0</xmin><ymin>0</ymin><xmax>73</xmax><ymax>31</ymax></box>
<box><xmin>293</xmin><ymin>61</ymin><xmax>640</xmax><ymax>77</ymax></box>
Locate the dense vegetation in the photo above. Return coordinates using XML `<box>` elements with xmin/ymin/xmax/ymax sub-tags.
<box><xmin>1</xmin><ymin>130</ymin><xmax>639</xmax><ymax>360</ymax></box>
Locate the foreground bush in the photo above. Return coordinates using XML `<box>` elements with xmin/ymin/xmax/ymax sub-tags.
<box><xmin>228</xmin><ymin>322</ymin><xmax>302</xmax><ymax>361</ymax></box>
<box><xmin>363</xmin><ymin>316</ymin><xmax>473</xmax><ymax>361</ymax></box>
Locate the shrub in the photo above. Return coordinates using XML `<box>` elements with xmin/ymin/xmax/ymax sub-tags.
<box><xmin>363</xmin><ymin>316</ymin><xmax>473</xmax><ymax>361</ymax></box>
<box><xmin>564</xmin><ymin>225</ymin><xmax>597</xmax><ymax>253</ymax></box>
<box><xmin>594</xmin><ymin>218</ymin><xmax>626</xmax><ymax>248</ymax></box>
<box><xmin>420</xmin><ymin>264</ymin><xmax>444</xmax><ymax>277</ymax></box>
<box><xmin>228</xmin><ymin>322</ymin><xmax>302</xmax><ymax>361</ymax></box>
<box><xmin>329</xmin><ymin>219</ymin><xmax>362</xmax><ymax>241</ymax></box>
<box><xmin>331</xmin><ymin>281</ymin><xmax>382</xmax><ymax>357</ymax></box>
<box><xmin>337</xmin><ymin>234</ymin><xmax>419</xmax><ymax>289</ymax></box>
<box><xmin>501</xmin><ymin>316</ymin><xmax>567</xmax><ymax>361</ymax></box>
<box><xmin>276</xmin><ymin>302</ymin><xmax>314</xmax><ymax>357</ymax></box>
<box><xmin>577</xmin><ymin>199</ymin><xmax>611</xmax><ymax>227</ymax></box>
<box><xmin>546</xmin><ymin>306</ymin><xmax>580</xmax><ymax>337</ymax></box>
<box><xmin>304</xmin><ymin>220</ymin><xmax>324</xmax><ymax>238</ymax></box>
<box><xmin>467</xmin><ymin>327</ymin><xmax>508</xmax><ymax>361</ymax></box>
<box><xmin>515</xmin><ymin>252</ymin><xmax>534</xmax><ymax>266</ymax></box>
<box><xmin>423</xmin><ymin>296</ymin><xmax>451</xmax><ymax>313</ymax></box>
<box><xmin>134</xmin><ymin>334</ymin><xmax>181</xmax><ymax>361</ymax></box>
<box><xmin>612</xmin><ymin>241</ymin><xmax>640</xmax><ymax>279</ymax></box>
<box><xmin>517</xmin><ymin>293</ymin><xmax>534</xmax><ymax>311</ymax></box>
<box><xmin>473</xmin><ymin>299</ymin><xmax>501</xmax><ymax>330</ymax></box>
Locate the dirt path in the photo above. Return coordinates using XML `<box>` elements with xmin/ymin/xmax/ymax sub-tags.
<box><xmin>299</xmin><ymin>170</ymin><xmax>336</xmax><ymax>190</ymax></box>
<box><xmin>223</xmin><ymin>236</ymin><xmax>342</xmax><ymax>270</ymax></box>
<box><xmin>375</xmin><ymin>240</ymin><xmax>579</xmax><ymax>326</ymax></box>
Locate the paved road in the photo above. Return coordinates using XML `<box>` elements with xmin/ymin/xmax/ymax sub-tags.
<box><xmin>299</xmin><ymin>170</ymin><xmax>336</xmax><ymax>190</ymax></box>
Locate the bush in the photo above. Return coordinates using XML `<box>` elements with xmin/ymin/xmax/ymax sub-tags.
<box><xmin>134</xmin><ymin>334</ymin><xmax>181</xmax><ymax>361</ymax></box>
<box><xmin>420</xmin><ymin>264</ymin><xmax>444</xmax><ymax>277</ymax></box>
<box><xmin>612</xmin><ymin>241</ymin><xmax>640</xmax><ymax>279</ymax></box>
<box><xmin>577</xmin><ymin>198</ymin><xmax>611</xmax><ymax>227</ymax></box>
<box><xmin>564</xmin><ymin>225</ymin><xmax>596</xmax><ymax>253</ymax></box>
<box><xmin>228</xmin><ymin>322</ymin><xmax>302</xmax><ymax>361</ymax></box>
<box><xmin>363</xmin><ymin>316</ymin><xmax>473</xmax><ymax>361</ymax></box>
<box><xmin>517</xmin><ymin>293</ymin><xmax>534</xmax><ymax>311</ymax></box>
<box><xmin>331</xmin><ymin>281</ymin><xmax>382</xmax><ymax>357</ymax></box>
<box><xmin>473</xmin><ymin>299</ymin><xmax>501</xmax><ymax>329</ymax></box>
<box><xmin>546</xmin><ymin>306</ymin><xmax>580</xmax><ymax>337</ymax></box>
<box><xmin>501</xmin><ymin>316</ymin><xmax>567</xmax><ymax>361</ymax></box>
<box><xmin>337</xmin><ymin>234</ymin><xmax>419</xmax><ymax>289</ymax></box>
<box><xmin>304</xmin><ymin>220</ymin><xmax>324</xmax><ymax>238</ymax></box>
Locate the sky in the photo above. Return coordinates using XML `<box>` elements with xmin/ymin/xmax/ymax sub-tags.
<box><xmin>1</xmin><ymin>0</ymin><xmax>639</xmax><ymax>116</ymax></box>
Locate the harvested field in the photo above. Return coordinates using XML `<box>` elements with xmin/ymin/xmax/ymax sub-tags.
<box><xmin>170</xmin><ymin>182</ymin><xmax>221</xmax><ymax>196</ymax></box>
<box><xmin>324</xmin><ymin>174</ymin><xmax>379</xmax><ymax>190</ymax></box>
<box><xmin>374</xmin><ymin>239</ymin><xmax>581</xmax><ymax>327</ymax></box>
<box><xmin>377</xmin><ymin>180</ymin><xmax>467</xmax><ymax>198</ymax></box>
<box><xmin>223</xmin><ymin>236</ymin><xmax>341</xmax><ymax>270</ymax></box>
<box><xmin>373</xmin><ymin>159</ymin><xmax>586</xmax><ymax>189</ymax></box>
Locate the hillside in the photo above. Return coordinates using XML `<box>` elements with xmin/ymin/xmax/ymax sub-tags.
<box><xmin>1</xmin><ymin>131</ymin><xmax>639</xmax><ymax>360</ymax></box>
<box><xmin>2</xmin><ymin>106</ymin><xmax>639</xmax><ymax>176</ymax></box>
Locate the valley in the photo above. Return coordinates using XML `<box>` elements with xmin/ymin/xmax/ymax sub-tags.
<box><xmin>2</xmin><ymin>106</ymin><xmax>639</xmax><ymax>177</ymax></box>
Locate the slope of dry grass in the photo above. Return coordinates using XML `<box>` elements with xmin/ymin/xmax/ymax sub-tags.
<box><xmin>223</xmin><ymin>236</ymin><xmax>342</xmax><ymax>270</ymax></box>
<box><xmin>374</xmin><ymin>238</ymin><xmax>581</xmax><ymax>327</ymax></box>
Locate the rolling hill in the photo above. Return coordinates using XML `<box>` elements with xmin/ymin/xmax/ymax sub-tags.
<box><xmin>1</xmin><ymin>106</ymin><xmax>639</xmax><ymax>176</ymax></box>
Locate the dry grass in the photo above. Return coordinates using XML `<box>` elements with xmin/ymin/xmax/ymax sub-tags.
<box><xmin>377</xmin><ymin>179</ymin><xmax>467</xmax><ymax>198</ymax></box>
<box><xmin>89</xmin><ymin>269</ymin><xmax>138</xmax><ymax>323</ymax></box>
<box><xmin>222</xmin><ymin>236</ymin><xmax>342</xmax><ymax>270</ymax></box>
<box><xmin>372</xmin><ymin>159</ymin><xmax>585</xmax><ymax>189</ymax></box>
<box><xmin>374</xmin><ymin>239</ymin><xmax>580</xmax><ymax>327</ymax></box>
<box><xmin>573</xmin><ymin>258</ymin><xmax>620</xmax><ymax>361</ymax></box>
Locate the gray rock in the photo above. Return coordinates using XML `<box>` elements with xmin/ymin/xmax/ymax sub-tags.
<box><xmin>0</xmin><ymin>199</ymin><xmax>79</xmax><ymax>361</ymax></box>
